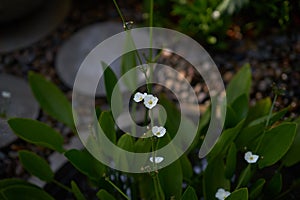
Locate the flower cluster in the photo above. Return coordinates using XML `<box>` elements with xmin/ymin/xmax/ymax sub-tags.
<box><xmin>134</xmin><ymin>92</ymin><xmax>167</xmax><ymax>164</ymax></box>
<box><xmin>133</xmin><ymin>92</ymin><xmax>158</xmax><ymax>109</ymax></box>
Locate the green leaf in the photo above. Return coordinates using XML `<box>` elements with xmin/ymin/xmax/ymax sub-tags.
<box><xmin>0</xmin><ymin>178</ymin><xmax>35</xmax><ymax>190</ymax></box>
<box><xmin>102</xmin><ymin>62</ymin><xmax>123</xmax><ymax>117</ymax></box>
<box><xmin>225</xmin><ymin>143</ymin><xmax>237</xmax><ymax>179</ymax></box>
<box><xmin>137</xmin><ymin>174</ymin><xmax>156</xmax><ymax>200</ymax></box>
<box><xmin>224</xmin><ymin>105</ymin><xmax>239</xmax><ymax>128</ymax></box>
<box><xmin>117</xmin><ymin>133</ymin><xmax>135</xmax><ymax>152</ymax></box>
<box><xmin>249</xmin><ymin>178</ymin><xmax>265</xmax><ymax>200</ymax></box>
<box><xmin>245</xmin><ymin>98</ymin><xmax>271</xmax><ymax>125</ymax></box>
<box><xmin>71</xmin><ymin>181</ymin><xmax>86</xmax><ymax>200</ymax></box>
<box><xmin>116</xmin><ymin>134</ymin><xmax>135</xmax><ymax>172</ymax></box>
<box><xmin>18</xmin><ymin>150</ymin><xmax>54</xmax><ymax>182</ymax></box>
<box><xmin>134</xmin><ymin>137</ymin><xmax>152</xmax><ymax>153</ymax></box>
<box><xmin>208</xmin><ymin>120</ymin><xmax>244</xmax><ymax>161</ymax></box>
<box><xmin>121</xmin><ymin>33</ymin><xmax>137</xmax><ymax>91</ymax></box>
<box><xmin>258</xmin><ymin>122</ymin><xmax>297</xmax><ymax>168</ymax></box>
<box><xmin>248</xmin><ymin>107</ymin><xmax>289</xmax><ymax>127</ymax></box>
<box><xmin>64</xmin><ymin>149</ymin><xmax>106</xmax><ymax>182</ymax></box>
<box><xmin>181</xmin><ymin>186</ymin><xmax>198</xmax><ymax>200</ymax></box>
<box><xmin>226</xmin><ymin>63</ymin><xmax>251</xmax><ymax>104</ymax></box>
<box><xmin>158</xmin><ymin>95</ymin><xmax>181</xmax><ymax>138</ymax></box>
<box><xmin>226</xmin><ymin>188</ymin><xmax>248</xmax><ymax>200</ymax></box>
<box><xmin>282</xmin><ymin>118</ymin><xmax>300</xmax><ymax>167</ymax></box>
<box><xmin>235</xmin><ymin>122</ymin><xmax>265</xmax><ymax>150</ymax></box>
<box><xmin>231</xmin><ymin>94</ymin><xmax>249</xmax><ymax>123</ymax></box>
<box><xmin>159</xmin><ymin>159</ymin><xmax>183</xmax><ymax>199</ymax></box>
<box><xmin>28</xmin><ymin>72</ymin><xmax>74</xmax><ymax>128</ymax></box>
<box><xmin>265</xmin><ymin>173</ymin><xmax>282</xmax><ymax>197</ymax></box>
<box><xmin>96</xmin><ymin>189</ymin><xmax>116</xmax><ymax>200</ymax></box>
<box><xmin>1</xmin><ymin>185</ymin><xmax>54</xmax><ymax>200</ymax></box>
<box><xmin>8</xmin><ymin>118</ymin><xmax>65</xmax><ymax>153</ymax></box>
<box><xmin>99</xmin><ymin>111</ymin><xmax>117</xmax><ymax>144</ymax></box>
<box><xmin>236</xmin><ymin>165</ymin><xmax>252</xmax><ymax>188</ymax></box>
<box><xmin>203</xmin><ymin>157</ymin><xmax>230</xmax><ymax>200</ymax></box>
<box><xmin>224</xmin><ymin>105</ymin><xmax>240</xmax><ymax>128</ymax></box>
<box><xmin>180</xmin><ymin>154</ymin><xmax>193</xmax><ymax>180</ymax></box>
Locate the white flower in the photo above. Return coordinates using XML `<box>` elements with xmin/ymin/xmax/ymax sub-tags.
<box><xmin>143</xmin><ymin>94</ymin><xmax>158</xmax><ymax>109</ymax></box>
<box><xmin>212</xmin><ymin>10</ymin><xmax>221</xmax><ymax>20</ymax></box>
<box><xmin>215</xmin><ymin>188</ymin><xmax>231</xmax><ymax>200</ymax></box>
<box><xmin>149</xmin><ymin>156</ymin><xmax>164</xmax><ymax>164</ymax></box>
<box><xmin>133</xmin><ymin>92</ymin><xmax>147</xmax><ymax>102</ymax></box>
<box><xmin>244</xmin><ymin>151</ymin><xmax>259</xmax><ymax>164</ymax></box>
<box><xmin>1</xmin><ymin>91</ymin><xmax>11</xmax><ymax>99</ymax></box>
<box><xmin>152</xmin><ymin>126</ymin><xmax>166</xmax><ymax>138</ymax></box>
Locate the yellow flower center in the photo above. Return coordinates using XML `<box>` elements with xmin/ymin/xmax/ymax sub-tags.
<box><xmin>149</xmin><ymin>100</ymin><xmax>153</xmax><ymax>105</ymax></box>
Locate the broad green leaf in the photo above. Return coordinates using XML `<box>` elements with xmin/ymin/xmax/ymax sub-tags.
<box><xmin>258</xmin><ymin>122</ymin><xmax>297</xmax><ymax>168</ymax></box>
<box><xmin>137</xmin><ymin>174</ymin><xmax>156</xmax><ymax>200</ymax></box>
<box><xmin>180</xmin><ymin>154</ymin><xmax>193</xmax><ymax>180</ymax></box>
<box><xmin>134</xmin><ymin>137</ymin><xmax>152</xmax><ymax>153</ymax></box>
<box><xmin>226</xmin><ymin>63</ymin><xmax>251</xmax><ymax>104</ymax></box>
<box><xmin>181</xmin><ymin>186</ymin><xmax>198</xmax><ymax>200</ymax></box>
<box><xmin>226</xmin><ymin>188</ymin><xmax>248</xmax><ymax>200</ymax></box>
<box><xmin>71</xmin><ymin>181</ymin><xmax>86</xmax><ymax>200</ymax></box>
<box><xmin>64</xmin><ymin>149</ymin><xmax>106</xmax><ymax>182</ymax></box>
<box><xmin>121</xmin><ymin>32</ymin><xmax>137</xmax><ymax>91</ymax></box>
<box><xmin>117</xmin><ymin>133</ymin><xmax>135</xmax><ymax>152</ymax></box>
<box><xmin>203</xmin><ymin>157</ymin><xmax>230</xmax><ymax>200</ymax></box>
<box><xmin>96</xmin><ymin>189</ymin><xmax>116</xmax><ymax>200</ymax></box>
<box><xmin>102</xmin><ymin>62</ymin><xmax>123</xmax><ymax>117</ymax></box>
<box><xmin>245</xmin><ymin>98</ymin><xmax>271</xmax><ymax>125</ymax></box>
<box><xmin>189</xmin><ymin>107</ymin><xmax>211</xmax><ymax>152</ymax></box>
<box><xmin>249</xmin><ymin>178</ymin><xmax>265</xmax><ymax>200</ymax></box>
<box><xmin>282</xmin><ymin>118</ymin><xmax>300</xmax><ymax>167</ymax></box>
<box><xmin>159</xmin><ymin>159</ymin><xmax>183</xmax><ymax>199</ymax></box>
<box><xmin>0</xmin><ymin>178</ymin><xmax>35</xmax><ymax>190</ymax></box>
<box><xmin>28</xmin><ymin>72</ymin><xmax>74</xmax><ymax>128</ymax></box>
<box><xmin>99</xmin><ymin>111</ymin><xmax>117</xmax><ymax>144</ymax></box>
<box><xmin>116</xmin><ymin>134</ymin><xmax>135</xmax><ymax>172</ymax></box>
<box><xmin>208</xmin><ymin>120</ymin><xmax>244</xmax><ymax>161</ymax></box>
<box><xmin>8</xmin><ymin>118</ymin><xmax>65</xmax><ymax>153</ymax></box>
<box><xmin>248</xmin><ymin>107</ymin><xmax>289</xmax><ymax>127</ymax></box>
<box><xmin>224</xmin><ymin>105</ymin><xmax>239</xmax><ymax>128</ymax></box>
<box><xmin>225</xmin><ymin>143</ymin><xmax>237</xmax><ymax>179</ymax></box>
<box><xmin>231</xmin><ymin>94</ymin><xmax>249</xmax><ymax>123</ymax></box>
<box><xmin>159</xmin><ymin>95</ymin><xmax>181</xmax><ymax>138</ymax></box>
<box><xmin>236</xmin><ymin>165</ymin><xmax>252</xmax><ymax>188</ymax></box>
<box><xmin>235</xmin><ymin>122</ymin><xmax>265</xmax><ymax>150</ymax></box>
<box><xmin>19</xmin><ymin>150</ymin><xmax>54</xmax><ymax>182</ymax></box>
<box><xmin>1</xmin><ymin>185</ymin><xmax>54</xmax><ymax>200</ymax></box>
<box><xmin>265</xmin><ymin>173</ymin><xmax>282</xmax><ymax>197</ymax></box>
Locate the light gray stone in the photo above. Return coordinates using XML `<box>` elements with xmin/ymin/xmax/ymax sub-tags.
<box><xmin>0</xmin><ymin>74</ymin><xmax>39</xmax><ymax>147</ymax></box>
<box><xmin>0</xmin><ymin>0</ymin><xmax>71</xmax><ymax>52</ymax></box>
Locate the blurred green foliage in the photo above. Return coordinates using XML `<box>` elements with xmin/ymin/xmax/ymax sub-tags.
<box><xmin>143</xmin><ymin>0</ymin><xmax>298</xmax><ymax>48</ymax></box>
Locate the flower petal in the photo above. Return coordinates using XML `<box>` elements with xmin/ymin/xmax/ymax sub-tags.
<box><xmin>215</xmin><ymin>188</ymin><xmax>231</xmax><ymax>200</ymax></box>
<box><xmin>143</xmin><ymin>94</ymin><xmax>158</xmax><ymax>109</ymax></box>
<box><xmin>149</xmin><ymin>156</ymin><xmax>164</xmax><ymax>164</ymax></box>
<box><xmin>244</xmin><ymin>151</ymin><xmax>259</xmax><ymax>164</ymax></box>
<box><xmin>133</xmin><ymin>92</ymin><xmax>146</xmax><ymax>102</ymax></box>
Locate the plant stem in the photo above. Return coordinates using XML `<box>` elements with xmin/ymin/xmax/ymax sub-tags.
<box><xmin>265</xmin><ymin>94</ymin><xmax>278</xmax><ymax>128</ymax></box>
<box><xmin>235</xmin><ymin>164</ymin><xmax>250</xmax><ymax>189</ymax></box>
<box><xmin>255</xmin><ymin>94</ymin><xmax>278</xmax><ymax>152</ymax></box>
<box><xmin>152</xmin><ymin>174</ymin><xmax>165</xmax><ymax>200</ymax></box>
<box><xmin>112</xmin><ymin>0</ymin><xmax>126</xmax><ymax>25</ymax></box>
<box><xmin>52</xmin><ymin>179</ymin><xmax>72</xmax><ymax>193</ymax></box>
<box><xmin>105</xmin><ymin>177</ymin><xmax>130</xmax><ymax>200</ymax></box>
